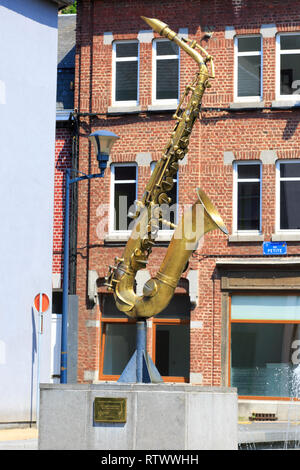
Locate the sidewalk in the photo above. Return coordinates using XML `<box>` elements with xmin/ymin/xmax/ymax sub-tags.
<box><xmin>0</xmin><ymin>427</ymin><xmax>38</xmax><ymax>450</ymax></box>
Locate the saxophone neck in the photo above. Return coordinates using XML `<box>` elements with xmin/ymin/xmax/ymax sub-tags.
<box><xmin>141</xmin><ymin>16</ymin><xmax>214</xmax><ymax>77</ymax></box>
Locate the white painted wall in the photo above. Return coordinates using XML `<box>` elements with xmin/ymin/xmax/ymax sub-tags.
<box><xmin>0</xmin><ymin>0</ymin><xmax>58</xmax><ymax>422</ymax></box>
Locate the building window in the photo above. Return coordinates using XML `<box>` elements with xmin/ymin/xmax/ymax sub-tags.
<box><xmin>112</xmin><ymin>41</ymin><xmax>139</xmax><ymax>106</ymax></box>
<box><xmin>234</xmin><ymin>36</ymin><xmax>262</xmax><ymax>101</ymax></box>
<box><xmin>150</xmin><ymin>161</ymin><xmax>178</xmax><ymax>230</ymax></box>
<box><xmin>110</xmin><ymin>164</ymin><xmax>137</xmax><ymax>233</ymax></box>
<box><xmin>233</xmin><ymin>162</ymin><xmax>262</xmax><ymax>232</ymax></box>
<box><xmin>152</xmin><ymin>39</ymin><xmax>180</xmax><ymax>105</ymax></box>
<box><xmin>152</xmin><ymin>295</ymin><xmax>190</xmax><ymax>382</ymax></box>
<box><xmin>230</xmin><ymin>294</ymin><xmax>300</xmax><ymax>398</ymax></box>
<box><xmin>276</xmin><ymin>33</ymin><xmax>300</xmax><ymax>99</ymax></box>
<box><xmin>99</xmin><ymin>295</ymin><xmax>136</xmax><ymax>380</ymax></box>
<box><xmin>276</xmin><ymin>160</ymin><xmax>300</xmax><ymax>231</ymax></box>
<box><xmin>99</xmin><ymin>294</ymin><xmax>190</xmax><ymax>382</ymax></box>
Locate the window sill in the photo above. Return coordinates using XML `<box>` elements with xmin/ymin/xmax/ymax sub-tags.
<box><xmin>229</xmin><ymin>101</ymin><xmax>265</xmax><ymax>111</ymax></box>
<box><xmin>104</xmin><ymin>231</ymin><xmax>174</xmax><ymax>244</ymax></box>
<box><xmin>272</xmin><ymin>232</ymin><xmax>300</xmax><ymax>242</ymax></box>
<box><xmin>104</xmin><ymin>232</ymin><xmax>130</xmax><ymax>244</ymax></box>
<box><xmin>147</xmin><ymin>103</ymin><xmax>177</xmax><ymax>112</ymax></box>
<box><xmin>228</xmin><ymin>233</ymin><xmax>264</xmax><ymax>243</ymax></box>
<box><xmin>271</xmin><ymin>100</ymin><xmax>300</xmax><ymax>109</ymax></box>
<box><xmin>107</xmin><ymin>105</ymin><xmax>142</xmax><ymax>115</ymax></box>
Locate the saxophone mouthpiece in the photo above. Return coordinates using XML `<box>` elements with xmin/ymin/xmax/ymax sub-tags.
<box><xmin>141</xmin><ymin>16</ymin><xmax>168</xmax><ymax>35</ymax></box>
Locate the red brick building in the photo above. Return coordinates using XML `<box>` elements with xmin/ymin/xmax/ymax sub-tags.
<box><xmin>72</xmin><ymin>0</ymin><xmax>300</xmax><ymax>414</ymax></box>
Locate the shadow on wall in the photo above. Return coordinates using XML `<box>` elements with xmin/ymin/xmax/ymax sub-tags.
<box><xmin>1</xmin><ymin>0</ymin><xmax>58</xmax><ymax>28</ymax></box>
<box><xmin>30</xmin><ymin>308</ymin><xmax>37</xmax><ymax>424</ymax></box>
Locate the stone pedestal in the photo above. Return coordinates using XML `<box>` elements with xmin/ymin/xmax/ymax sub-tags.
<box><xmin>39</xmin><ymin>383</ymin><xmax>238</xmax><ymax>450</ymax></box>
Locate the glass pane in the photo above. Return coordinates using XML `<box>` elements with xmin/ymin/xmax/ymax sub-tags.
<box><xmin>231</xmin><ymin>295</ymin><xmax>300</xmax><ymax>321</ymax></box>
<box><xmin>114</xmin><ymin>165</ymin><xmax>136</xmax><ymax>181</ymax></box>
<box><xmin>238</xmin><ymin>37</ymin><xmax>261</xmax><ymax>52</ymax></box>
<box><xmin>102</xmin><ymin>323</ymin><xmax>136</xmax><ymax>375</ymax></box>
<box><xmin>280</xmin><ymin>54</ymin><xmax>300</xmax><ymax>95</ymax></box>
<box><xmin>280</xmin><ymin>162</ymin><xmax>300</xmax><ymax>178</ymax></box>
<box><xmin>237</xmin><ymin>181</ymin><xmax>260</xmax><ymax>230</ymax></box>
<box><xmin>116</xmin><ymin>61</ymin><xmax>138</xmax><ymax>101</ymax></box>
<box><xmin>280</xmin><ymin>35</ymin><xmax>300</xmax><ymax>50</ymax></box>
<box><xmin>114</xmin><ymin>182</ymin><xmax>136</xmax><ymax>230</ymax></box>
<box><xmin>237</xmin><ymin>164</ymin><xmax>260</xmax><ymax>179</ymax></box>
<box><xmin>156</xmin><ymin>41</ymin><xmax>179</xmax><ymax>56</ymax></box>
<box><xmin>116</xmin><ymin>42</ymin><xmax>138</xmax><ymax>58</ymax></box>
<box><xmin>156</xmin><ymin>295</ymin><xmax>191</xmax><ymax>319</ymax></box>
<box><xmin>280</xmin><ymin>180</ymin><xmax>300</xmax><ymax>229</ymax></box>
<box><xmin>156</xmin><ymin>59</ymin><xmax>178</xmax><ymax>100</ymax></box>
<box><xmin>238</xmin><ymin>56</ymin><xmax>261</xmax><ymax>97</ymax></box>
<box><xmin>155</xmin><ymin>324</ymin><xmax>190</xmax><ymax>377</ymax></box>
<box><xmin>231</xmin><ymin>323</ymin><xmax>300</xmax><ymax>397</ymax></box>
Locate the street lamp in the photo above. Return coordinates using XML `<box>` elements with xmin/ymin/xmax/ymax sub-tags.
<box><xmin>61</xmin><ymin>129</ymin><xmax>119</xmax><ymax>384</ymax></box>
<box><xmin>89</xmin><ymin>130</ymin><xmax>120</xmax><ymax>176</ymax></box>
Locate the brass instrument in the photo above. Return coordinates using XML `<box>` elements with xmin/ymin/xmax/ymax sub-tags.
<box><xmin>105</xmin><ymin>17</ymin><xmax>228</xmax><ymax>319</ymax></box>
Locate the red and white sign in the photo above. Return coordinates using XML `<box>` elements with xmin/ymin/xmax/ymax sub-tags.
<box><xmin>34</xmin><ymin>293</ymin><xmax>50</xmax><ymax>313</ymax></box>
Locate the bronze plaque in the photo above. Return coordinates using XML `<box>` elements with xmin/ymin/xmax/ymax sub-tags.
<box><xmin>94</xmin><ymin>397</ymin><xmax>127</xmax><ymax>423</ymax></box>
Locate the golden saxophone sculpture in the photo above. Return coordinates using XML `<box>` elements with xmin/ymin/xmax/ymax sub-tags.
<box><xmin>105</xmin><ymin>17</ymin><xmax>228</xmax><ymax>318</ymax></box>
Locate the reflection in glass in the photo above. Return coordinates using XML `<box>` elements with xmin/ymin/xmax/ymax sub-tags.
<box><xmin>238</xmin><ymin>56</ymin><xmax>261</xmax><ymax>97</ymax></box>
<box><xmin>237</xmin><ymin>181</ymin><xmax>260</xmax><ymax>230</ymax></box>
<box><xmin>231</xmin><ymin>323</ymin><xmax>300</xmax><ymax>397</ymax></box>
<box><xmin>280</xmin><ymin>54</ymin><xmax>300</xmax><ymax>95</ymax></box>
<box><xmin>155</xmin><ymin>324</ymin><xmax>190</xmax><ymax>377</ymax></box>
<box><xmin>116</xmin><ymin>61</ymin><xmax>138</xmax><ymax>101</ymax></box>
<box><xmin>156</xmin><ymin>59</ymin><xmax>178</xmax><ymax>100</ymax></box>
<box><xmin>103</xmin><ymin>323</ymin><xmax>136</xmax><ymax>375</ymax></box>
<box><xmin>280</xmin><ymin>181</ymin><xmax>300</xmax><ymax>229</ymax></box>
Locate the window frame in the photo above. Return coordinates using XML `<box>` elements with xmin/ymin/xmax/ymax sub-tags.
<box><xmin>109</xmin><ymin>162</ymin><xmax>138</xmax><ymax>236</ymax></box>
<box><xmin>232</xmin><ymin>161</ymin><xmax>262</xmax><ymax>234</ymax></box>
<box><xmin>112</xmin><ymin>40</ymin><xmax>140</xmax><ymax>107</ymax></box>
<box><xmin>152</xmin><ymin>38</ymin><xmax>180</xmax><ymax>106</ymax></box>
<box><xmin>276</xmin><ymin>32</ymin><xmax>300</xmax><ymax>101</ymax></box>
<box><xmin>99</xmin><ymin>313</ymin><xmax>136</xmax><ymax>382</ymax></box>
<box><xmin>275</xmin><ymin>159</ymin><xmax>300</xmax><ymax>233</ymax></box>
<box><xmin>234</xmin><ymin>35</ymin><xmax>263</xmax><ymax>103</ymax></box>
<box><xmin>228</xmin><ymin>291</ymin><xmax>300</xmax><ymax>400</ymax></box>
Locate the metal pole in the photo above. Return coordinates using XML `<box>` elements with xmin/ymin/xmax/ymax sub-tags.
<box><xmin>61</xmin><ymin>168</ymin><xmax>70</xmax><ymax>384</ymax></box>
<box><xmin>136</xmin><ymin>320</ymin><xmax>147</xmax><ymax>382</ymax></box>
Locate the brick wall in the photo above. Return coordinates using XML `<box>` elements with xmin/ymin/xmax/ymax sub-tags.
<box><xmin>75</xmin><ymin>0</ymin><xmax>300</xmax><ymax>384</ymax></box>
<box><xmin>53</xmin><ymin>126</ymin><xmax>73</xmax><ymax>286</ymax></box>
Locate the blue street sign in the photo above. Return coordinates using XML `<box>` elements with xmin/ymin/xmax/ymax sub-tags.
<box><xmin>263</xmin><ymin>241</ymin><xmax>287</xmax><ymax>255</ymax></box>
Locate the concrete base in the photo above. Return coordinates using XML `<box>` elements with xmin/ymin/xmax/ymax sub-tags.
<box><xmin>39</xmin><ymin>383</ymin><xmax>238</xmax><ymax>450</ymax></box>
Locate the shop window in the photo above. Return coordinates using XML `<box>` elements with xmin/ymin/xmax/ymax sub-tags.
<box><xmin>230</xmin><ymin>294</ymin><xmax>300</xmax><ymax>398</ymax></box>
<box><xmin>234</xmin><ymin>35</ymin><xmax>262</xmax><ymax>101</ymax></box>
<box><xmin>276</xmin><ymin>33</ymin><xmax>300</xmax><ymax>99</ymax></box>
<box><xmin>99</xmin><ymin>294</ymin><xmax>190</xmax><ymax>382</ymax></box>
<box><xmin>150</xmin><ymin>161</ymin><xmax>178</xmax><ymax>231</ymax></box>
<box><xmin>112</xmin><ymin>41</ymin><xmax>139</xmax><ymax>106</ymax></box>
<box><xmin>233</xmin><ymin>161</ymin><xmax>262</xmax><ymax>232</ymax></box>
<box><xmin>152</xmin><ymin>38</ymin><xmax>180</xmax><ymax>105</ymax></box>
<box><xmin>110</xmin><ymin>163</ymin><xmax>137</xmax><ymax>233</ymax></box>
<box><xmin>276</xmin><ymin>160</ymin><xmax>300</xmax><ymax>231</ymax></box>
<box><xmin>152</xmin><ymin>295</ymin><xmax>190</xmax><ymax>382</ymax></box>
<box><xmin>99</xmin><ymin>295</ymin><xmax>136</xmax><ymax>380</ymax></box>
